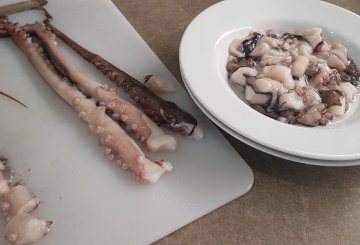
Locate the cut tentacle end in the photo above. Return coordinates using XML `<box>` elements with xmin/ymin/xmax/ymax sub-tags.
<box><xmin>138</xmin><ymin>156</ymin><xmax>173</xmax><ymax>184</ymax></box>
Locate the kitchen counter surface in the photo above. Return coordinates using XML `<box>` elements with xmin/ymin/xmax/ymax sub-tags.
<box><xmin>112</xmin><ymin>1</ymin><xmax>360</xmax><ymax>244</ymax></box>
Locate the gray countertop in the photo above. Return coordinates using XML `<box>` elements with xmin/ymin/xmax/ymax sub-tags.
<box><xmin>112</xmin><ymin>1</ymin><xmax>360</xmax><ymax>244</ymax></box>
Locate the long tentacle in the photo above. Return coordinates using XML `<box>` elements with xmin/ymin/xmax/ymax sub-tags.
<box><xmin>24</xmin><ymin>22</ymin><xmax>177</xmax><ymax>152</ymax></box>
<box><xmin>2</xmin><ymin>22</ymin><xmax>172</xmax><ymax>183</ymax></box>
<box><xmin>39</xmin><ymin>13</ymin><xmax>202</xmax><ymax>138</ymax></box>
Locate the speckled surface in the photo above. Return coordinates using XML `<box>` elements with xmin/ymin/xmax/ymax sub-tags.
<box><xmin>112</xmin><ymin>1</ymin><xmax>360</xmax><ymax>244</ymax></box>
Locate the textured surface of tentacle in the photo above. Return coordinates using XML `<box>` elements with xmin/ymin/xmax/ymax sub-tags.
<box><xmin>1</xmin><ymin>184</ymin><xmax>40</xmax><ymax>221</ymax></box>
<box><xmin>43</xmin><ymin>22</ymin><xmax>201</xmax><ymax>138</ymax></box>
<box><xmin>3</xmin><ymin>22</ymin><xmax>172</xmax><ymax>183</ymax></box>
<box><xmin>5</xmin><ymin>213</ymin><xmax>52</xmax><ymax>245</ymax></box>
<box><xmin>25</xmin><ymin>23</ymin><xmax>177</xmax><ymax>152</ymax></box>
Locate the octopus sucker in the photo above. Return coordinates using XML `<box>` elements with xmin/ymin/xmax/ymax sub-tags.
<box><xmin>23</xmin><ymin>22</ymin><xmax>177</xmax><ymax>153</ymax></box>
<box><xmin>227</xmin><ymin>27</ymin><xmax>360</xmax><ymax>127</ymax></box>
<box><xmin>2</xmin><ymin>22</ymin><xmax>173</xmax><ymax>183</ymax></box>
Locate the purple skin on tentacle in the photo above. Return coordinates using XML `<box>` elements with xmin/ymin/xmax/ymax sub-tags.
<box><xmin>36</xmin><ymin>8</ymin><xmax>199</xmax><ymax>137</ymax></box>
<box><xmin>228</xmin><ymin>27</ymin><xmax>360</xmax><ymax>127</ymax></box>
<box><xmin>23</xmin><ymin>22</ymin><xmax>177</xmax><ymax>152</ymax></box>
<box><xmin>2</xmin><ymin>21</ymin><xmax>173</xmax><ymax>183</ymax></box>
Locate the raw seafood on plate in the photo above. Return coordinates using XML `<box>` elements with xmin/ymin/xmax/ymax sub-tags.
<box><xmin>227</xmin><ymin>27</ymin><xmax>360</xmax><ymax>127</ymax></box>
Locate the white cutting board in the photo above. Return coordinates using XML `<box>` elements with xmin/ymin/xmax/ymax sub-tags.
<box><xmin>0</xmin><ymin>0</ymin><xmax>254</xmax><ymax>244</ymax></box>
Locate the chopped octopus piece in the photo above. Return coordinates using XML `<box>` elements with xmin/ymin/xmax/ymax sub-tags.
<box><xmin>292</xmin><ymin>55</ymin><xmax>309</xmax><ymax>78</ymax></box>
<box><xmin>278</xmin><ymin>91</ymin><xmax>305</xmax><ymax>111</ymax></box>
<box><xmin>337</xmin><ymin>82</ymin><xmax>358</xmax><ymax>102</ymax></box>
<box><xmin>5</xmin><ymin>213</ymin><xmax>52</xmax><ymax>245</ymax></box>
<box><xmin>260</xmin><ymin>53</ymin><xmax>292</xmax><ymax>66</ymax></box>
<box><xmin>320</xmin><ymin>90</ymin><xmax>343</xmax><ymax>107</ymax></box>
<box><xmin>263</xmin><ymin>65</ymin><xmax>295</xmax><ymax>89</ymax></box>
<box><xmin>42</xmin><ymin>20</ymin><xmax>201</xmax><ymax>138</ymax></box>
<box><xmin>244</xmin><ymin>86</ymin><xmax>271</xmax><ymax>105</ymax></box>
<box><xmin>227</xmin><ymin>27</ymin><xmax>360</xmax><ymax>126</ymax></box>
<box><xmin>316</xmin><ymin>52</ymin><xmax>347</xmax><ymax>71</ymax></box>
<box><xmin>298</xmin><ymin>27</ymin><xmax>323</xmax><ymax>49</ymax></box>
<box><xmin>1</xmin><ymin>184</ymin><xmax>40</xmax><ymax>221</ymax></box>
<box><xmin>328</xmin><ymin>96</ymin><xmax>346</xmax><ymax>117</ymax></box>
<box><xmin>0</xmin><ymin>159</ymin><xmax>52</xmax><ymax>245</ymax></box>
<box><xmin>230</xmin><ymin>67</ymin><xmax>258</xmax><ymax>86</ymax></box>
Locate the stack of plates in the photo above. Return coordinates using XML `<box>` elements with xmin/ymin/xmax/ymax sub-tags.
<box><xmin>180</xmin><ymin>0</ymin><xmax>360</xmax><ymax>166</ymax></box>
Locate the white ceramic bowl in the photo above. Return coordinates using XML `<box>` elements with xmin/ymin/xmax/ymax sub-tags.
<box><xmin>180</xmin><ymin>0</ymin><xmax>360</xmax><ymax>161</ymax></box>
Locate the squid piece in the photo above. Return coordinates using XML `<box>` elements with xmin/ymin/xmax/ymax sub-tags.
<box><xmin>2</xmin><ymin>22</ymin><xmax>172</xmax><ymax>183</ymax></box>
<box><xmin>5</xmin><ymin>213</ymin><xmax>52</xmax><ymax>245</ymax></box>
<box><xmin>42</xmin><ymin>20</ymin><xmax>202</xmax><ymax>138</ymax></box>
<box><xmin>144</xmin><ymin>75</ymin><xmax>177</xmax><ymax>94</ymax></box>
<box><xmin>24</xmin><ymin>23</ymin><xmax>177</xmax><ymax>153</ymax></box>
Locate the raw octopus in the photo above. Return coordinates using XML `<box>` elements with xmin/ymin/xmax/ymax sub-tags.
<box><xmin>0</xmin><ymin>157</ymin><xmax>52</xmax><ymax>245</ymax></box>
<box><xmin>38</xmin><ymin>8</ymin><xmax>203</xmax><ymax>138</ymax></box>
<box><xmin>1</xmin><ymin>20</ymin><xmax>175</xmax><ymax>184</ymax></box>
<box><xmin>227</xmin><ymin>27</ymin><xmax>360</xmax><ymax>126</ymax></box>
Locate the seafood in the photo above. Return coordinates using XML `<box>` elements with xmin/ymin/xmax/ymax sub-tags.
<box><xmin>23</xmin><ymin>22</ymin><xmax>177</xmax><ymax>153</ymax></box>
<box><xmin>1</xmin><ymin>21</ymin><xmax>173</xmax><ymax>183</ymax></box>
<box><xmin>0</xmin><ymin>157</ymin><xmax>52</xmax><ymax>245</ymax></box>
<box><xmin>227</xmin><ymin>27</ymin><xmax>360</xmax><ymax>126</ymax></box>
<box><xmin>40</xmin><ymin>13</ymin><xmax>202</xmax><ymax>138</ymax></box>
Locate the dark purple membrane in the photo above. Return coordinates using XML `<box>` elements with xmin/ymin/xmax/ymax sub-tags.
<box><xmin>36</xmin><ymin>8</ymin><xmax>198</xmax><ymax>136</ymax></box>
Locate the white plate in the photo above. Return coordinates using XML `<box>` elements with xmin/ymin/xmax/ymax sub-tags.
<box><xmin>0</xmin><ymin>1</ymin><xmax>254</xmax><ymax>244</ymax></box>
<box><xmin>180</xmin><ymin>0</ymin><xmax>360</xmax><ymax>161</ymax></box>
<box><xmin>183</xmin><ymin>74</ymin><xmax>360</xmax><ymax>166</ymax></box>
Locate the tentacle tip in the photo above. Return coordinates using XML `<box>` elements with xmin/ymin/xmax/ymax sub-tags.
<box><xmin>188</xmin><ymin>125</ymin><xmax>204</xmax><ymax>140</ymax></box>
<box><xmin>146</xmin><ymin>135</ymin><xmax>177</xmax><ymax>152</ymax></box>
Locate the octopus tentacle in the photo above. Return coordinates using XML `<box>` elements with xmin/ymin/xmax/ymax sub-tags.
<box><xmin>3</xmin><ymin>22</ymin><xmax>172</xmax><ymax>183</ymax></box>
<box><xmin>5</xmin><ymin>213</ymin><xmax>52</xmax><ymax>245</ymax></box>
<box><xmin>42</xmin><ymin>20</ymin><xmax>202</xmax><ymax>138</ymax></box>
<box><xmin>24</xmin><ymin>22</ymin><xmax>177</xmax><ymax>153</ymax></box>
<box><xmin>0</xmin><ymin>159</ymin><xmax>52</xmax><ymax>245</ymax></box>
